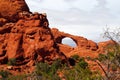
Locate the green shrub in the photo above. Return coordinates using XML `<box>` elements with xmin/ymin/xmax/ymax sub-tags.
<box><xmin>50</xmin><ymin>59</ymin><xmax>62</xmax><ymax>74</ymax></box>
<box><xmin>101</xmin><ymin>27</ymin><xmax>120</xmax><ymax>80</ymax></box>
<box><xmin>7</xmin><ymin>58</ymin><xmax>16</xmax><ymax>66</ymax></box>
<box><xmin>98</xmin><ymin>54</ymin><xmax>107</xmax><ymax>62</ymax></box>
<box><xmin>34</xmin><ymin>61</ymin><xmax>61</xmax><ymax>80</ymax></box>
<box><xmin>63</xmin><ymin>56</ymin><xmax>102</xmax><ymax>80</ymax></box>
<box><xmin>71</xmin><ymin>55</ymin><xmax>80</xmax><ymax>61</ymax></box>
<box><xmin>64</xmin><ymin>63</ymin><xmax>102</xmax><ymax>80</ymax></box>
<box><xmin>76</xmin><ymin>57</ymin><xmax>88</xmax><ymax>69</ymax></box>
<box><xmin>0</xmin><ymin>70</ymin><xmax>11</xmax><ymax>78</ymax></box>
<box><xmin>35</xmin><ymin>62</ymin><xmax>50</xmax><ymax>76</ymax></box>
<box><xmin>3</xmin><ymin>57</ymin><xmax>103</xmax><ymax>80</ymax></box>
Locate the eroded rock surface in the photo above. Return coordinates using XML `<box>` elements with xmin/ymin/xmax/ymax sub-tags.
<box><xmin>0</xmin><ymin>0</ymin><xmax>29</xmax><ymax>22</ymax></box>
<box><xmin>51</xmin><ymin>28</ymin><xmax>98</xmax><ymax>57</ymax></box>
<box><xmin>0</xmin><ymin>12</ymin><xmax>67</xmax><ymax>65</ymax></box>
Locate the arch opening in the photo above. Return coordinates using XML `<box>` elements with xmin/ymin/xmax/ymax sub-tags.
<box><xmin>62</xmin><ymin>37</ymin><xmax>77</xmax><ymax>47</ymax></box>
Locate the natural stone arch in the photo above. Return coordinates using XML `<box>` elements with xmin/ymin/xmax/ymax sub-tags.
<box><xmin>51</xmin><ymin>28</ymin><xmax>98</xmax><ymax>50</ymax></box>
<box><xmin>62</xmin><ymin>37</ymin><xmax>77</xmax><ymax>47</ymax></box>
<box><xmin>54</xmin><ymin>35</ymin><xmax>78</xmax><ymax>46</ymax></box>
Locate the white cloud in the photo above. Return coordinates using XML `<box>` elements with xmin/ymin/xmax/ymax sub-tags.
<box><xmin>106</xmin><ymin>0</ymin><xmax>120</xmax><ymax>15</ymax></box>
<box><xmin>25</xmin><ymin>0</ymin><xmax>120</xmax><ymax>42</ymax></box>
<box><xmin>26</xmin><ymin>0</ymin><xmax>97</xmax><ymax>11</ymax></box>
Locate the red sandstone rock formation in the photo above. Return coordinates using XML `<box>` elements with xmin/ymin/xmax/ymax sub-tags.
<box><xmin>0</xmin><ymin>12</ymin><xmax>67</xmax><ymax>65</ymax></box>
<box><xmin>0</xmin><ymin>0</ymin><xmax>67</xmax><ymax>67</ymax></box>
<box><xmin>0</xmin><ymin>0</ymin><xmax>29</xmax><ymax>22</ymax></box>
<box><xmin>51</xmin><ymin>28</ymin><xmax>98</xmax><ymax>57</ymax></box>
<box><xmin>0</xmin><ymin>0</ymin><xmax>114</xmax><ymax>75</ymax></box>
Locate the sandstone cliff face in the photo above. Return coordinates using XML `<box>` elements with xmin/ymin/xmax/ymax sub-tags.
<box><xmin>0</xmin><ymin>11</ymin><xmax>67</xmax><ymax>65</ymax></box>
<box><xmin>0</xmin><ymin>0</ymin><xmax>67</xmax><ymax>66</ymax></box>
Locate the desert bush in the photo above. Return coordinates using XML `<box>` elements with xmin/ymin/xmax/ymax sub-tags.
<box><xmin>7</xmin><ymin>58</ymin><xmax>16</xmax><ymax>66</ymax></box>
<box><xmin>63</xmin><ymin>55</ymin><xmax>102</xmax><ymax>80</ymax></box>
<box><xmin>71</xmin><ymin>55</ymin><xmax>88</xmax><ymax>69</ymax></box>
<box><xmin>98</xmin><ymin>54</ymin><xmax>108</xmax><ymax>62</ymax></box>
<box><xmin>0</xmin><ymin>70</ymin><xmax>11</xmax><ymax>78</ymax></box>
<box><xmin>4</xmin><ymin>56</ymin><xmax>103</xmax><ymax>80</ymax></box>
<box><xmin>77</xmin><ymin>57</ymin><xmax>88</xmax><ymax>69</ymax></box>
<box><xmin>97</xmin><ymin>51</ymin><xmax>120</xmax><ymax>80</ymax></box>
<box><xmin>50</xmin><ymin>59</ymin><xmax>62</xmax><ymax>74</ymax></box>
<box><xmin>64</xmin><ymin>60</ymin><xmax>102</xmax><ymax>80</ymax></box>
<box><xmin>71</xmin><ymin>54</ymin><xmax>80</xmax><ymax>61</ymax></box>
<box><xmin>103</xmin><ymin>28</ymin><xmax>120</xmax><ymax>64</ymax></box>
<box><xmin>34</xmin><ymin>60</ymin><xmax>61</xmax><ymax>80</ymax></box>
<box><xmin>95</xmin><ymin>27</ymin><xmax>120</xmax><ymax>80</ymax></box>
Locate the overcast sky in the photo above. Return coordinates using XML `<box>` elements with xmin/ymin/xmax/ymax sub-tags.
<box><xmin>25</xmin><ymin>0</ymin><xmax>120</xmax><ymax>42</ymax></box>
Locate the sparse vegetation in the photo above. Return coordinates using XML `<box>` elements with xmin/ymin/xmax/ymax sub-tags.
<box><xmin>95</xmin><ymin>28</ymin><xmax>120</xmax><ymax>80</ymax></box>
<box><xmin>33</xmin><ymin>59</ymin><xmax>62</xmax><ymax>80</ymax></box>
<box><xmin>7</xmin><ymin>58</ymin><xmax>16</xmax><ymax>66</ymax></box>
<box><xmin>0</xmin><ymin>70</ymin><xmax>11</xmax><ymax>78</ymax></box>
<box><xmin>96</xmin><ymin>48</ymin><xmax>120</xmax><ymax>80</ymax></box>
<box><xmin>1</xmin><ymin>56</ymin><xmax>103</xmax><ymax>80</ymax></box>
<box><xmin>30</xmin><ymin>56</ymin><xmax>102</xmax><ymax>80</ymax></box>
<box><xmin>63</xmin><ymin>56</ymin><xmax>102</xmax><ymax>80</ymax></box>
<box><xmin>71</xmin><ymin>54</ymin><xmax>80</xmax><ymax>61</ymax></box>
